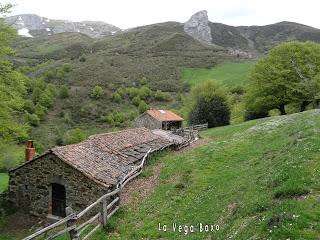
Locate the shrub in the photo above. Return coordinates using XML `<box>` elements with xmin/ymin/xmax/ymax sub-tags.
<box><xmin>132</xmin><ymin>96</ymin><xmax>141</xmax><ymax>106</ymax></box>
<box><xmin>140</xmin><ymin>77</ymin><xmax>148</xmax><ymax>86</ymax></box>
<box><xmin>26</xmin><ymin>113</ymin><xmax>40</xmax><ymax>126</ymax></box>
<box><xmin>117</xmin><ymin>87</ymin><xmax>127</xmax><ymax>98</ymax></box>
<box><xmin>59</xmin><ymin>85</ymin><xmax>70</xmax><ymax>98</ymax></box>
<box><xmin>56</xmin><ymin>68</ymin><xmax>65</xmax><ymax>79</ymax></box>
<box><xmin>128</xmin><ymin>87</ymin><xmax>139</xmax><ymax>99</ymax></box>
<box><xmin>138</xmin><ymin>100</ymin><xmax>149</xmax><ymax>113</ymax></box>
<box><xmin>34</xmin><ymin>104</ymin><xmax>48</xmax><ymax>121</ymax></box>
<box><xmin>24</xmin><ymin>100</ymin><xmax>35</xmax><ymax>114</ymax></box>
<box><xmin>244</xmin><ymin>110</ymin><xmax>269</xmax><ymax>121</ymax></box>
<box><xmin>38</xmin><ymin>91</ymin><xmax>54</xmax><ymax>108</ymax></box>
<box><xmin>62</xmin><ymin>63</ymin><xmax>73</xmax><ymax>72</ymax></box>
<box><xmin>63</xmin><ymin>128</ymin><xmax>86</xmax><ymax>145</ymax></box>
<box><xmin>189</xmin><ymin>96</ymin><xmax>230</xmax><ymax>128</ymax></box>
<box><xmin>155</xmin><ymin>90</ymin><xmax>170</xmax><ymax>101</ymax></box>
<box><xmin>79</xmin><ymin>55</ymin><xmax>86</xmax><ymax>62</ymax></box>
<box><xmin>90</xmin><ymin>86</ymin><xmax>104</xmax><ymax>99</ymax></box>
<box><xmin>46</xmin><ymin>84</ymin><xmax>57</xmax><ymax>96</ymax></box>
<box><xmin>139</xmin><ymin>86</ymin><xmax>151</xmax><ymax>100</ymax></box>
<box><xmin>112</xmin><ymin>93</ymin><xmax>121</xmax><ymax>103</ymax></box>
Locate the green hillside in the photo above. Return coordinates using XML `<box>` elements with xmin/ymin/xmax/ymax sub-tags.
<box><xmin>88</xmin><ymin>110</ymin><xmax>320</xmax><ymax>239</ymax></box>
<box><xmin>182</xmin><ymin>62</ymin><xmax>255</xmax><ymax>87</ymax></box>
<box><xmin>0</xmin><ymin>174</ymin><xmax>8</xmax><ymax>193</ymax></box>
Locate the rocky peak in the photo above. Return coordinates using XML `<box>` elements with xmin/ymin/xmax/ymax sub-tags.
<box><xmin>183</xmin><ymin>10</ymin><xmax>212</xmax><ymax>44</ymax></box>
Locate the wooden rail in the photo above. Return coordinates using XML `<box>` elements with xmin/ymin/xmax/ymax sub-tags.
<box><xmin>23</xmin><ymin>143</ymin><xmax>172</xmax><ymax>240</ymax></box>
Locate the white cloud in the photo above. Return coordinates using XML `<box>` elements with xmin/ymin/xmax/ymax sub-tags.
<box><xmin>5</xmin><ymin>0</ymin><xmax>320</xmax><ymax>29</ymax></box>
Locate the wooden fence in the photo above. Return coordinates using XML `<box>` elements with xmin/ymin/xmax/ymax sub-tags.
<box><xmin>24</xmin><ymin>143</ymin><xmax>172</xmax><ymax>240</ymax></box>
<box><xmin>184</xmin><ymin>123</ymin><xmax>208</xmax><ymax>131</ymax></box>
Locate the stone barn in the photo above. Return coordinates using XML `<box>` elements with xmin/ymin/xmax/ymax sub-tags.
<box><xmin>8</xmin><ymin>128</ymin><xmax>174</xmax><ymax>218</ymax></box>
<box><xmin>133</xmin><ymin>109</ymin><xmax>184</xmax><ymax>130</ymax></box>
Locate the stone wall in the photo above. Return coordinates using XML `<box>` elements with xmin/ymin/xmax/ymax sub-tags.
<box><xmin>8</xmin><ymin>153</ymin><xmax>109</xmax><ymax>217</ymax></box>
<box><xmin>132</xmin><ymin>113</ymin><xmax>162</xmax><ymax>129</ymax></box>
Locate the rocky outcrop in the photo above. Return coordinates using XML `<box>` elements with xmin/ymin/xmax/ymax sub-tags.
<box><xmin>183</xmin><ymin>10</ymin><xmax>212</xmax><ymax>44</ymax></box>
<box><xmin>5</xmin><ymin>14</ymin><xmax>121</xmax><ymax>38</ymax></box>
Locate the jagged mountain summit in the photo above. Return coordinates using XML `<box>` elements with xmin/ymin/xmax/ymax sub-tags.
<box><xmin>184</xmin><ymin>10</ymin><xmax>320</xmax><ymax>57</ymax></box>
<box><xmin>5</xmin><ymin>14</ymin><xmax>121</xmax><ymax>38</ymax></box>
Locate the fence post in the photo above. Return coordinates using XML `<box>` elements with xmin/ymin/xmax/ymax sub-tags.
<box><xmin>66</xmin><ymin>207</ymin><xmax>79</xmax><ymax>240</ymax></box>
<box><xmin>100</xmin><ymin>197</ymin><xmax>107</xmax><ymax>227</ymax></box>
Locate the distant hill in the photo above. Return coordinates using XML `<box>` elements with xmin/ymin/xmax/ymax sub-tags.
<box><xmin>5</xmin><ymin>14</ymin><xmax>121</xmax><ymax>38</ymax></box>
<box><xmin>184</xmin><ymin>11</ymin><xmax>320</xmax><ymax>57</ymax></box>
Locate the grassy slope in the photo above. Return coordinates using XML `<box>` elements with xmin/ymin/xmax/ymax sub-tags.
<box><xmin>88</xmin><ymin>110</ymin><xmax>320</xmax><ymax>239</ymax></box>
<box><xmin>182</xmin><ymin>62</ymin><xmax>254</xmax><ymax>87</ymax></box>
<box><xmin>0</xmin><ymin>173</ymin><xmax>8</xmax><ymax>192</ymax></box>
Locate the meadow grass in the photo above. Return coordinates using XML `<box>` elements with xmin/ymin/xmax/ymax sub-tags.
<box><xmin>90</xmin><ymin>110</ymin><xmax>320</xmax><ymax>239</ymax></box>
<box><xmin>182</xmin><ymin>62</ymin><xmax>255</xmax><ymax>87</ymax></box>
<box><xmin>0</xmin><ymin>173</ymin><xmax>8</xmax><ymax>193</ymax></box>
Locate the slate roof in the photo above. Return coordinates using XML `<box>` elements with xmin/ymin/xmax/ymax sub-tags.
<box><xmin>147</xmin><ymin>110</ymin><xmax>184</xmax><ymax>122</ymax></box>
<box><xmin>12</xmin><ymin>128</ymin><xmax>173</xmax><ymax>189</ymax></box>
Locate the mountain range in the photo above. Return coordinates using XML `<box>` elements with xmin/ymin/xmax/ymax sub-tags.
<box><xmin>6</xmin><ymin>11</ymin><xmax>320</xmax><ymax>57</ymax></box>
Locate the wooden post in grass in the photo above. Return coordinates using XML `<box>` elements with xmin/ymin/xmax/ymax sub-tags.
<box><xmin>66</xmin><ymin>207</ymin><xmax>79</xmax><ymax>240</ymax></box>
<box><xmin>100</xmin><ymin>197</ymin><xmax>108</xmax><ymax>227</ymax></box>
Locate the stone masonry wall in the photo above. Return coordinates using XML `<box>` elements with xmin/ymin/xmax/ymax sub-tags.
<box><xmin>133</xmin><ymin>113</ymin><xmax>162</xmax><ymax>129</ymax></box>
<box><xmin>8</xmin><ymin>153</ymin><xmax>109</xmax><ymax>217</ymax></box>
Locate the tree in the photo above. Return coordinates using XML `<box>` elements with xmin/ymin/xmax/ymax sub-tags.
<box><xmin>139</xmin><ymin>86</ymin><xmax>151</xmax><ymax>100</ymax></box>
<box><xmin>59</xmin><ymin>85</ymin><xmax>70</xmax><ymax>98</ymax></box>
<box><xmin>112</xmin><ymin>92</ymin><xmax>122</xmax><ymax>103</ymax></box>
<box><xmin>190</xmin><ymin>96</ymin><xmax>230</xmax><ymax>128</ymax></box>
<box><xmin>0</xmin><ymin>4</ymin><xmax>29</xmax><ymax>143</ymax></box>
<box><xmin>245</xmin><ymin>41</ymin><xmax>320</xmax><ymax>115</ymax></box>
<box><xmin>63</xmin><ymin>128</ymin><xmax>86</xmax><ymax>145</ymax></box>
<box><xmin>90</xmin><ymin>86</ymin><xmax>104</xmax><ymax>99</ymax></box>
<box><xmin>132</xmin><ymin>96</ymin><xmax>141</xmax><ymax>106</ymax></box>
<box><xmin>138</xmin><ymin>100</ymin><xmax>149</xmax><ymax>113</ymax></box>
<box><xmin>185</xmin><ymin>80</ymin><xmax>231</xmax><ymax>128</ymax></box>
<box><xmin>62</xmin><ymin>63</ymin><xmax>72</xmax><ymax>72</ymax></box>
<box><xmin>155</xmin><ymin>90</ymin><xmax>170</xmax><ymax>101</ymax></box>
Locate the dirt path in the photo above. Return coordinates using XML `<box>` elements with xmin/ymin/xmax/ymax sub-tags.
<box><xmin>119</xmin><ymin>137</ymin><xmax>209</xmax><ymax>208</ymax></box>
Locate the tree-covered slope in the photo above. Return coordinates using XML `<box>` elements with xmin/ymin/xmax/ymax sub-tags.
<box><xmin>91</xmin><ymin>110</ymin><xmax>320</xmax><ymax>239</ymax></box>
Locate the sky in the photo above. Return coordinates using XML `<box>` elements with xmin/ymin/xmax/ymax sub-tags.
<box><xmin>4</xmin><ymin>0</ymin><xmax>320</xmax><ymax>29</ymax></box>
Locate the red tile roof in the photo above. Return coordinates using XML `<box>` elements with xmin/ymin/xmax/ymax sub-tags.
<box><xmin>147</xmin><ymin>110</ymin><xmax>184</xmax><ymax>121</ymax></box>
<box><xmin>12</xmin><ymin>128</ymin><xmax>173</xmax><ymax>189</ymax></box>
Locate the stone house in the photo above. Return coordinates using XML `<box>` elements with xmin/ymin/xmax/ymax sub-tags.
<box><xmin>8</xmin><ymin>128</ymin><xmax>173</xmax><ymax>218</ymax></box>
<box><xmin>133</xmin><ymin>110</ymin><xmax>184</xmax><ymax>130</ymax></box>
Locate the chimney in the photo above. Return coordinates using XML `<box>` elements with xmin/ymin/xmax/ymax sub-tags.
<box><xmin>25</xmin><ymin>140</ymin><xmax>36</xmax><ymax>162</ymax></box>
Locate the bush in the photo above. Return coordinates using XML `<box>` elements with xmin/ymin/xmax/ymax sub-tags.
<box><xmin>128</xmin><ymin>87</ymin><xmax>139</xmax><ymax>99</ymax></box>
<box><xmin>26</xmin><ymin>113</ymin><xmax>40</xmax><ymax>126</ymax></box>
<box><xmin>117</xmin><ymin>87</ymin><xmax>127</xmax><ymax>98</ymax></box>
<box><xmin>138</xmin><ymin>100</ymin><xmax>149</xmax><ymax>113</ymax></box>
<box><xmin>155</xmin><ymin>90</ymin><xmax>170</xmax><ymax>101</ymax></box>
<box><xmin>112</xmin><ymin>93</ymin><xmax>122</xmax><ymax>103</ymax></box>
<box><xmin>63</xmin><ymin>128</ymin><xmax>86</xmax><ymax>145</ymax></box>
<box><xmin>56</xmin><ymin>68</ymin><xmax>65</xmax><ymax>79</ymax></box>
<box><xmin>90</xmin><ymin>86</ymin><xmax>104</xmax><ymax>99</ymax></box>
<box><xmin>244</xmin><ymin>110</ymin><xmax>269</xmax><ymax>121</ymax></box>
<box><xmin>59</xmin><ymin>85</ymin><xmax>70</xmax><ymax>98</ymax></box>
<box><xmin>132</xmin><ymin>96</ymin><xmax>141</xmax><ymax>106</ymax></box>
<box><xmin>79</xmin><ymin>55</ymin><xmax>86</xmax><ymax>62</ymax></box>
<box><xmin>34</xmin><ymin>104</ymin><xmax>48</xmax><ymax>121</ymax></box>
<box><xmin>139</xmin><ymin>86</ymin><xmax>151</xmax><ymax>100</ymax></box>
<box><xmin>24</xmin><ymin>100</ymin><xmax>35</xmax><ymax>114</ymax></box>
<box><xmin>140</xmin><ymin>77</ymin><xmax>148</xmax><ymax>86</ymax></box>
<box><xmin>62</xmin><ymin>63</ymin><xmax>73</xmax><ymax>72</ymax></box>
<box><xmin>189</xmin><ymin>96</ymin><xmax>230</xmax><ymax>128</ymax></box>
<box><xmin>46</xmin><ymin>84</ymin><xmax>57</xmax><ymax>96</ymax></box>
<box><xmin>38</xmin><ymin>91</ymin><xmax>54</xmax><ymax>108</ymax></box>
